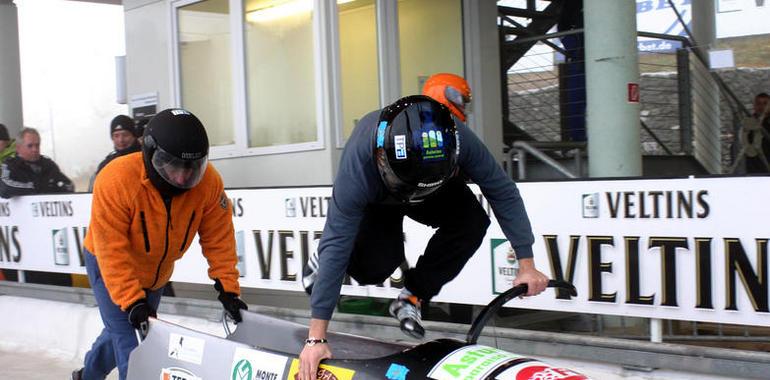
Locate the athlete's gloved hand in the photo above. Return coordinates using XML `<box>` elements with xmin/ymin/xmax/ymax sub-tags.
<box><xmin>214</xmin><ymin>278</ymin><xmax>248</xmax><ymax>323</ymax></box>
<box><xmin>127</xmin><ymin>299</ymin><xmax>157</xmax><ymax>330</ymax></box>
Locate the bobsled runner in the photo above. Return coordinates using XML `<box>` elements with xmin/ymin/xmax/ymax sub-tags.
<box><xmin>127</xmin><ymin>280</ymin><xmax>591</xmax><ymax>379</ymax></box>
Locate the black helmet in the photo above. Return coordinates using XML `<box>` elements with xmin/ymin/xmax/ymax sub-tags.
<box><xmin>142</xmin><ymin>108</ymin><xmax>209</xmax><ymax>195</ymax></box>
<box><xmin>374</xmin><ymin>95</ymin><xmax>459</xmax><ymax>204</ymax></box>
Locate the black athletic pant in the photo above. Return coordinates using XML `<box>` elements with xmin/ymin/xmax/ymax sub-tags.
<box><xmin>346</xmin><ymin>178</ymin><xmax>491</xmax><ymax>301</ymax></box>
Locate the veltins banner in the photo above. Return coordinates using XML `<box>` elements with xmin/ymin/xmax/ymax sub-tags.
<box><xmin>1</xmin><ymin>177</ymin><xmax>768</xmax><ymax>327</ymax></box>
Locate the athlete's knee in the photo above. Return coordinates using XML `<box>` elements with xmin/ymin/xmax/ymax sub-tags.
<box><xmin>466</xmin><ymin>204</ymin><xmax>491</xmax><ymax>240</ymax></box>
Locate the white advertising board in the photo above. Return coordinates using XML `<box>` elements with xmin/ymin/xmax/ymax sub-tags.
<box><xmin>1</xmin><ymin>177</ymin><xmax>769</xmax><ymax>327</ymax></box>
<box><xmin>636</xmin><ymin>0</ymin><xmax>770</xmax><ymax>39</ymax></box>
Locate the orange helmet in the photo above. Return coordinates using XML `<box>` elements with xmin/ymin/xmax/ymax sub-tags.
<box><xmin>422</xmin><ymin>73</ymin><xmax>472</xmax><ymax>122</ymax></box>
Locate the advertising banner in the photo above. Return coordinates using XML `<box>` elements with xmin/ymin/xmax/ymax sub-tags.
<box><xmin>636</xmin><ymin>0</ymin><xmax>770</xmax><ymax>39</ymax></box>
<box><xmin>1</xmin><ymin>177</ymin><xmax>769</xmax><ymax>327</ymax></box>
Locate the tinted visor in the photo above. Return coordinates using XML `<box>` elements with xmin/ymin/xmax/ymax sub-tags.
<box><xmin>151</xmin><ymin>145</ymin><xmax>208</xmax><ymax>189</ymax></box>
<box><xmin>378</xmin><ymin>157</ymin><xmax>445</xmax><ymax>204</ymax></box>
<box><xmin>445</xmin><ymin>86</ymin><xmax>472</xmax><ymax>115</ymax></box>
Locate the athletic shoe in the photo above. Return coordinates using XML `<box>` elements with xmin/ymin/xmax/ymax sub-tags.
<box><xmin>389</xmin><ymin>292</ymin><xmax>425</xmax><ymax>339</ymax></box>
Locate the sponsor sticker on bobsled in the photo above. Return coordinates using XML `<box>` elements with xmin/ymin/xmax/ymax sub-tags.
<box><xmin>168</xmin><ymin>333</ymin><xmax>205</xmax><ymax>365</ymax></box>
<box><xmin>230</xmin><ymin>347</ymin><xmax>288</xmax><ymax>380</ymax></box>
<box><xmin>385</xmin><ymin>363</ymin><xmax>409</xmax><ymax>380</ymax></box>
<box><xmin>160</xmin><ymin>367</ymin><xmax>201</xmax><ymax>380</ymax></box>
<box><xmin>427</xmin><ymin>345</ymin><xmax>524</xmax><ymax>380</ymax></box>
<box><xmin>495</xmin><ymin>361</ymin><xmax>589</xmax><ymax>380</ymax></box>
<box><xmin>288</xmin><ymin>359</ymin><xmax>355</xmax><ymax>380</ymax></box>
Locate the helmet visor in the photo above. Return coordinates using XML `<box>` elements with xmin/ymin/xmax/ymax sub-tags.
<box><xmin>445</xmin><ymin>86</ymin><xmax>472</xmax><ymax>116</ymax></box>
<box><xmin>378</xmin><ymin>152</ymin><xmax>446</xmax><ymax>204</ymax></box>
<box><xmin>151</xmin><ymin>145</ymin><xmax>208</xmax><ymax>189</ymax></box>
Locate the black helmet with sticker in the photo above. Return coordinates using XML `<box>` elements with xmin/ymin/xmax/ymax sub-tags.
<box><xmin>374</xmin><ymin>95</ymin><xmax>459</xmax><ymax>204</ymax></box>
<box><xmin>142</xmin><ymin>108</ymin><xmax>209</xmax><ymax>196</ymax></box>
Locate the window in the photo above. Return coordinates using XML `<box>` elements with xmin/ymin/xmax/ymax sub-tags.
<box><xmin>177</xmin><ymin>0</ymin><xmax>235</xmax><ymax>147</ymax></box>
<box><xmin>243</xmin><ymin>0</ymin><xmax>318</xmax><ymax>148</ymax></box>
<box><xmin>338</xmin><ymin>0</ymin><xmax>379</xmax><ymax>140</ymax></box>
<box><xmin>172</xmin><ymin>0</ymin><xmax>467</xmax><ymax>158</ymax></box>
<box><xmin>398</xmin><ymin>0</ymin><xmax>464</xmax><ymax>97</ymax></box>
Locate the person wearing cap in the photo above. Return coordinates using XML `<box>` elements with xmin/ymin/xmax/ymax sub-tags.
<box><xmin>71</xmin><ymin>108</ymin><xmax>246</xmax><ymax>380</ymax></box>
<box><xmin>0</xmin><ymin>123</ymin><xmax>15</xmax><ymax>162</ymax></box>
<box><xmin>297</xmin><ymin>96</ymin><xmax>548</xmax><ymax>380</ymax></box>
<box><xmin>0</xmin><ymin>127</ymin><xmax>74</xmax><ymax>198</ymax></box>
<box><xmin>96</xmin><ymin>115</ymin><xmax>141</xmax><ymax>175</ymax></box>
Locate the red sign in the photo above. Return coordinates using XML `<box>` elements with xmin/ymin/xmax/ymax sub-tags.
<box><xmin>516</xmin><ymin>365</ymin><xmax>588</xmax><ymax>380</ymax></box>
<box><xmin>628</xmin><ymin>83</ymin><xmax>640</xmax><ymax>103</ymax></box>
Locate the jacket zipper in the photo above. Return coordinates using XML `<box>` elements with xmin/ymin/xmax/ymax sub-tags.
<box><xmin>140</xmin><ymin>211</ymin><xmax>150</xmax><ymax>252</ymax></box>
<box><xmin>150</xmin><ymin>197</ymin><xmax>173</xmax><ymax>289</ymax></box>
<box><xmin>180</xmin><ymin>211</ymin><xmax>196</xmax><ymax>251</ymax></box>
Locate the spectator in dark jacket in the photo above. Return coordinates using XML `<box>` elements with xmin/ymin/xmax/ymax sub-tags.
<box><xmin>0</xmin><ymin>127</ymin><xmax>74</xmax><ymax>286</ymax></box>
<box><xmin>745</xmin><ymin>93</ymin><xmax>770</xmax><ymax>173</ymax></box>
<box><xmin>96</xmin><ymin>115</ymin><xmax>141</xmax><ymax>174</ymax></box>
<box><xmin>0</xmin><ymin>127</ymin><xmax>74</xmax><ymax>198</ymax></box>
<box><xmin>88</xmin><ymin>115</ymin><xmax>141</xmax><ymax>192</ymax></box>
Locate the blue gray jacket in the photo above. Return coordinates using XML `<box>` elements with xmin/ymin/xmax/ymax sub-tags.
<box><xmin>311</xmin><ymin>111</ymin><xmax>534</xmax><ymax>320</ymax></box>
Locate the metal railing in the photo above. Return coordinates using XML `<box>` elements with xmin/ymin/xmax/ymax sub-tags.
<box><xmin>507</xmin><ymin>140</ymin><xmax>584</xmax><ymax>180</ymax></box>
<box><xmin>502</xmin><ymin>28</ymin><xmax>755</xmax><ymax>175</ymax></box>
<box><xmin>498</xmin><ymin>6</ymin><xmax>769</xmax><ymax>346</ymax></box>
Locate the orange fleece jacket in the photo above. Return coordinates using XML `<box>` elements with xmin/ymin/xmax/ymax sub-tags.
<box><xmin>85</xmin><ymin>152</ymin><xmax>240</xmax><ymax>310</ymax></box>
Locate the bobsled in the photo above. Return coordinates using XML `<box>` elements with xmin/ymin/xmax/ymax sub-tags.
<box><xmin>127</xmin><ymin>280</ymin><xmax>591</xmax><ymax>379</ymax></box>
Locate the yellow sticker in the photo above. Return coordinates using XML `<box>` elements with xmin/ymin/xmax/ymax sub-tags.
<box><xmin>286</xmin><ymin>359</ymin><xmax>355</xmax><ymax>380</ymax></box>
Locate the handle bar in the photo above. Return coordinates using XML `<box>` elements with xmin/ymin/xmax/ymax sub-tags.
<box><xmin>466</xmin><ymin>280</ymin><xmax>577</xmax><ymax>344</ymax></box>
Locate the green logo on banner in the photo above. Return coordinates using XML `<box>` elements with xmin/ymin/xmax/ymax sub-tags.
<box><xmin>232</xmin><ymin>359</ymin><xmax>253</xmax><ymax>380</ymax></box>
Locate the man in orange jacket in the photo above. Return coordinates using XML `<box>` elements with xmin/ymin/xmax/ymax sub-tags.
<box><xmin>72</xmin><ymin>108</ymin><xmax>246</xmax><ymax>380</ymax></box>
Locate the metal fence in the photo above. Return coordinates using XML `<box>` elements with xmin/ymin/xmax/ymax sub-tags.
<box><xmin>502</xmin><ymin>29</ymin><xmax>753</xmax><ymax>175</ymax></box>
<box><xmin>499</xmin><ymin>29</ymin><xmax>769</xmax><ymax>347</ymax></box>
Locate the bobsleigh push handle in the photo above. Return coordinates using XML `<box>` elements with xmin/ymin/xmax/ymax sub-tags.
<box><xmin>466</xmin><ymin>280</ymin><xmax>577</xmax><ymax>344</ymax></box>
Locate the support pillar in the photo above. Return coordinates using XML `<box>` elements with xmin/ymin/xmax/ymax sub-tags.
<box><xmin>463</xmin><ymin>0</ymin><xmax>505</xmax><ymax>162</ymax></box>
<box><xmin>584</xmin><ymin>0</ymin><xmax>642</xmax><ymax>177</ymax></box>
<box><xmin>0</xmin><ymin>0</ymin><xmax>24</xmax><ymax>137</ymax></box>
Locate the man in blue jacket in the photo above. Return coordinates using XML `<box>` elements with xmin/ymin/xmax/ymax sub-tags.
<box><xmin>298</xmin><ymin>96</ymin><xmax>548</xmax><ymax>380</ymax></box>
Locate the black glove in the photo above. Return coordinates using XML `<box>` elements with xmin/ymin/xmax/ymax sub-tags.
<box><xmin>127</xmin><ymin>299</ymin><xmax>157</xmax><ymax>330</ymax></box>
<box><xmin>214</xmin><ymin>279</ymin><xmax>247</xmax><ymax>323</ymax></box>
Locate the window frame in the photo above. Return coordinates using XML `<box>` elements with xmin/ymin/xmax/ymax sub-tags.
<box><xmin>171</xmin><ymin>0</ymin><xmax>326</xmax><ymax>160</ymax></box>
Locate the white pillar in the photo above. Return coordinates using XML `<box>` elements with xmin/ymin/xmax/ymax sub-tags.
<box><xmin>376</xmin><ymin>0</ymin><xmax>401</xmax><ymax>106</ymax></box>
<box><xmin>584</xmin><ymin>0</ymin><xmax>642</xmax><ymax>177</ymax></box>
<box><xmin>463</xmin><ymin>0</ymin><xmax>505</xmax><ymax>162</ymax></box>
<box><xmin>650</xmin><ymin>318</ymin><xmax>663</xmax><ymax>343</ymax></box>
<box><xmin>691</xmin><ymin>0</ymin><xmax>721</xmax><ymax>174</ymax></box>
<box><xmin>0</xmin><ymin>0</ymin><xmax>24</xmax><ymax>137</ymax></box>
